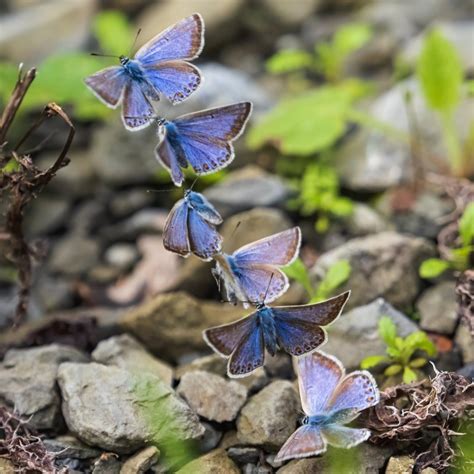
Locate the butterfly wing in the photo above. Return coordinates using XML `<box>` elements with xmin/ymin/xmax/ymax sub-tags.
<box><xmin>296</xmin><ymin>351</ymin><xmax>345</xmax><ymax>416</ymax></box>
<box><xmin>187</xmin><ymin>191</ymin><xmax>222</xmax><ymax>225</ymax></box>
<box><xmin>273</xmin><ymin>313</ymin><xmax>327</xmax><ymax>357</ymax></box>
<box><xmin>228</xmin><ymin>317</ymin><xmax>265</xmax><ymax>378</ymax></box>
<box><xmin>135</xmin><ymin>14</ymin><xmax>204</xmax><ymax>65</ymax></box>
<box><xmin>163</xmin><ymin>198</ymin><xmax>190</xmax><ymax>257</ymax></box>
<box><xmin>84</xmin><ymin>66</ymin><xmax>128</xmax><ymax>108</ymax></box>
<box><xmin>188</xmin><ymin>208</ymin><xmax>222</xmax><ymax>261</ymax></box>
<box><xmin>155</xmin><ymin>137</ymin><xmax>186</xmax><ymax>187</ymax></box>
<box><xmin>321</xmin><ymin>425</ymin><xmax>371</xmax><ymax>449</ymax></box>
<box><xmin>275</xmin><ymin>425</ymin><xmax>326</xmax><ymax>462</ymax></box>
<box><xmin>121</xmin><ymin>80</ymin><xmax>155</xmax><ymax>131</ymax></box>
<box><xmin>141</xmin><ymin>61</ymin><xmax>201</xmax><ymax>104</ymax></box>
<box><xmin>172</xmin><ymin>103</ymin><xmax>252</xmax><ymax>175</ymax></box>
<box><xmin>326</xmin><ymin>370</ymin><xmax>380</xmax><ymax>418</ymax></box>
<box><xmin>233</xmin><ymin>227</ymin><xmax>301</xmax><ymax>267</ymax></box>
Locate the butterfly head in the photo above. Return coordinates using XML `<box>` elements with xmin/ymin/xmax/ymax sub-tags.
<box><xmin>304</xmin><ymin>414</ymin><xmax>331</xmax><ymax>426</ymax></box>
<box><xmin>119</xmin><ymin>55</ymin><xmax>130</xmax><ymax>66</ymax></box>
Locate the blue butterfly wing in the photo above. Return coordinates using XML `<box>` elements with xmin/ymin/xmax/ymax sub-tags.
<box><xmin>121</xmin><ymin>80</ymin><xmax>155</xmax><ymax>131</ymax></box>
<box><xmin>275</xmin><ymin>425</ymin><xmax>326</xmax><ymax>463</ymax></box>
<box><xmin>228</xmin><ymin>315</ymin><xmax>265</xmax><ymax>378</ymax></box>
<box><xmin>187</xmin><ymin>191</ymin><xmax>222</xmax><ymax>225</ymax></box>
<box><xmin>321</xmin><ymin>425</ymin><xmax>371</xmax><ymax>449</ymax></box>
<box><xmin>155</xmin><ymin>137</ymin><xmax>186</xmax><ymax>186</ymax></box>
<box><xmin>163</xmin><ymin>198</ymin><xmax>190</xmax><ymax>257</ymax></box>
<box><xmin>233</xmin><ymin>227</ymin><xmax>301</xmax><ymax>267</ymax></box>
<box><xmin>296</xmin><ymin>351</ymin><xmax>345</xmax><ymax>416</ymax></box>
<box><xmin>84</xmin><ymin>66</ymin><xmax>128</xmax><ymax>108</ymax></box>
<box><xmin>135</xmin><ymin>14</ymin><xmax>204</xmax><ymax>65</ymax></box>
<box><xmin>327</xmin><ymin>371</ymin><xmax>380</xmax><ymax>416</ymax></box>
<box><xmin>142</xmin><ymin>61</ymin><xmax>201</xmax><ymax>104</ymax></box>
<box><xmin>273</xmin><ymin>310</ymin><xmax>327</xmax><ymax>357</ymax></box>
<box><xmin>203</xmin><ymin>311</ymin><xmax>258</xmax><ymax>356</ymax></box>
<box><xmin>172</xmin><ymin>103</ymin><xmax>252</xmax><ymax>175</ymax></box>
<box><xmin>188</xmin><ymin>208</ymin><xmax>222</xmax><ymax>261</ymax></box>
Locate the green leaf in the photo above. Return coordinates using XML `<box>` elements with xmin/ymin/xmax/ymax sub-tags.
<box><xmin>404</xmin><ymin>331</ymin><xmax>437</xmax><ymax>357</ymax></box>
<box><xmin>333</xmin><ymin>23</ymin><xmax>373</xmax><ymax>57</ymax></box>
<box><xmin>247</xmin><ymin>85</ymin><xmax>356</xmax><ymax>155</ymax></box>
<box><xmin>93</xmin><ymin>10</ymin><xmax>134</xmax><ymax>57</ymax></box>
<box><xmin>330</xmin><ymin>196</ymin><xmax>353</xmax><ymax>216</ymax></box>
<box><xmin>416</xmin><ymin>28</ymin><xmax>463</xmax><ymax>112</ymax></box>
<box><xmin>402</xmin><ymin>366</ymin><xmax>418</xmax><ymax>383</ymax></box>
<box><xmin>409</xmin><ymin>357</ymin><xmax>428</xmax><ymax>368</ymax></box>
<box><xmin>419</xmin><ymin>258</ymin><xmax>450</xmax><ymax>278</ymax></box>
<box><xmin>459</xmin><ymin>202</ymin><xmax>474</xmax><ymax>247</ymax></box>
<box><xmin>313</xmin><ymin>260</ymin><xmax>351</xmax><ymax>301</ymax></box>
<box><xmin>384</xmin><ymin>364</ymin><xmax>402</xmax><ymax>376</ymax></box>
<box><xmin>360</xmin><ymin>355</ymin><xmax>389</xmax><ymax>369</ymax></box>
<box><xmin>283</xmin><ymin>258</ymin><xmax>313</xmax><ymax>297</ymax></box>
<box><xmin>266</xmin><ymin>49</ymin><xmax>313</xmax><ymax>74</ymax></box>
<box><xmin>378</xmin><ymin>316</ymin><xmax>397</xmax><ymax>348</ymax></box>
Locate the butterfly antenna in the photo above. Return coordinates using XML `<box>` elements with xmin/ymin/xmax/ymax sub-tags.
<box><xmin>229</xmin><ymin>221</ymin><xmax>241</xmax><ymax>240</ymax></box>
<box><xmin>263</xmin><ymin>273</ymin><xmax>274</xmax><ymax>305</ymax></box>
<box><xmin>146</xmin><ymin>187</ymin><xmax>174</xmax><ymax>193</ymax></box>
<box><xmin>130</xmin><ymin>28</ymin><xmax>142</xmax><ymax>56</ymax></box>
<box><xmin>188</xmin><ymin>177</ymin><xmax>199</xmax><ymax>192</ymax></box>
<box><xmin>90</xmin><ymin>53</ymin><xmax>120</xmax><ymax>59</ymax></box>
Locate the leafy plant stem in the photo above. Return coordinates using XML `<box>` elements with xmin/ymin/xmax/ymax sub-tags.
<box><xmin>440</xmin><ymin>110</ymin><xmax>463</xmax><ymax>176</ymax></box>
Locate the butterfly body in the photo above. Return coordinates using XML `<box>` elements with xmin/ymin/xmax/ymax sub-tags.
<box><xmin>275</xmin><ymin>351</ymin><xmax>380</xmax><ymax>463</ymax></box>
<box><xmin>203</xmin><ymin>291</ymin><xmax>350</xmax><ymax>378</ymax></box>
<box><xmin>155</xmin><ymin>102</ymin><xmax>252</xmax><ymax>186</ymax></box>
<box><xmin>163</xmin><ymin>190</ymin><xmax>223</xmax><ymax>260</ymax></box>
<box><xmin>85</xmin><ymin>14</ymin><xmax>204</xmax><ymax>131</ymax></box>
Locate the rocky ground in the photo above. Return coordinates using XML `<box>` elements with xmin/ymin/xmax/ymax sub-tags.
<box><xmin>0</xmin><ymin>0</ymin><xmax>473</xmax><ymax>473</ymax></box>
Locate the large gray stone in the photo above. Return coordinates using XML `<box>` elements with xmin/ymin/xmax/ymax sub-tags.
<box><xmin>323</xmin><ymin>298</ymin><xmax>419</xmax><ymax>369</ymax></box>
<box><xmin>237</xmin><ymin>381</ymin><xmax>299</xmax><ymax>451</ymax></box>
<box><xmin>417</xmin><ymin>281</ymin><xmax>458</xmax><ymax>335</ymax></box>
<box><xmin>177</xmin><ymin>448</ymin><xmax>240</xmax><ymax>474</ymax></box>
<box><xmin>455</xmin><ymin>324</ymin><xmax>474</xmax><ymax>364</ymax></box>
<box><xmin>0</xmin><ymin>344</ymin><xmax>87</xmax><ymax>431</ymax></box>
<box><xmin>92</xmin><ymin>334</ymin><xmax>173</xmax><ymax>386</ymax></box>
<box><xmin>177</xmin><ymin>371</ymin><xmax>247</xmax><ymax>422</ymax></box>
<box><xmin>57</xmin><ymin>362</ymin><xmax>204</xmax><ymax>454</ymax></box>
<box><xmin>310</xmin><ymin>232</ymin><xmax>435</xmax><ymax>310</ymax></box>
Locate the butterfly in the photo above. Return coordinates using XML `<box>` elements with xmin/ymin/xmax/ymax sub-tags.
<box><xmin>275</xmin><ymin>350</ymin><xmax>380</xmax><ymax>462</ymax></box>
<box><xmin>84</xmin><ymin>14</ymin><xmax>204</xmax><ymax>131</ymax></box>
<box><xmin>203</xmin><ymin>291</ymin><xmax>350</xmax><ymax>378</ymax></box>
<box><xmin>212</xmin><ymin>227</ymin><xmax>301</xmax><ymax>307</ymax></box>
<box><xmin>163</xmin><ymin>189</ymin><xmax>223</xmax><ymax>261</ymax></box>
<box><xmin>155</xmin><ymin>102</ymin><xmax>252</xmax><ymax>186</ymax></box>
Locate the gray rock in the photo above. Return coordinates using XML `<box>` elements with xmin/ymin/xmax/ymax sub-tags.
<box><xmin>121</xmin><ymin>292</ymin><xmax>242</xmax><ymax>362</ymax></box>
<box><xmin>343</xmin><ymin>203</ymin><xmax>391</xmax><ymax>237</ymax></box>
<box><xmin>323</xmin><ymin>298</ymin><xmax>419</xmax><ymax>369</ymax></box>
<box><xmin>177</xmin><ymin>371</ymin><xmax>248</xmax><ymax>422</ymax></box>
<box><xmin>0</xmin><ymin>459</ymin><xmax>15</xmax><ymax>474</ymax></box>
<box><xmin>237</xmin><ymin>381</ymin><xmax>299</xmax><ymax>451</ymax></box>
<box><xmin>204</xmin><ymin>166</ymin><xmax>290</xmax><ymax>218</ymax></box>
<box><xmin>336</xmin><ymin>80</ymin><xmax>474</xmax><ymax>191</ymax></box>
<box><xmin>227</xmin><ymin>446</ymin><xmax>261</xmax><ymax>465</ymax></box>
<box><xmin>92</xmin><ymin>454</ymin><xmax>122</xmax><ymax>474</ymax></box>
<box><xmin>121</xmin><ymin>446</ymin><xmax>160</xmax><ymax>474</ymax></box>
<box><xmin>458</xmin><ymin>363</ymin><xmax>474</xmax><ymax>380</ymax></box>
<box><xmin>177</xmin><ymin>448</ymin><xmax>240</xmax><ymax>474</ymax></box>
<box><xmin>44</xmin><ymin>435</ymin><xmax>101</xmax><ymax>459</ymax></box>
<box><xmin>310</xmin><ymin>232</ymin><xmax>435</xmax><ymax>310</ymax></box>
<box><xmin>109</xmin><ymin>189</ymin><xmax>154</xmax><ymax>219</ymax></box>
<box><xmin>25</xmin><ymin>195</ymin><xmax>70</xmax><ymax>235</ymax></box>
<box><xmin>386</xmin><ymin>455</ymin><xmax>415</xmax><ymax>474</ymax></box>
<box><xmin>261</xmin><ymin>0</ymin><xmax>320</xmax><ymax>26</ymax></box>
<box><xmin>417</xmin><ymin>281</ymin><xmax>458</xmax><ymax>335</ymax></box>
<box><xmin>0</xmin><ymin>344</ymin><xmax>87</xmax><ymax>431</ymax></box>
<box><xmin>92</xmin><ymin>334</ymin><xmax>173</xmax><ymax>386</ymax></box>
<box><xmin>104</xmin><ymin>244</ymin><xmax>139</xmax><ymax>272</ymax></box>
<box><xmin>455</xmin><ymin>324</ymin><xmax>474</xmax><ymax>364</ymax></box>
<box><xmin>57</xmin><ymin>362</ymin><xmax>204</xmax><ymax>454</ymax></box>
<box><xmin>401</xmin><ymin>21</ymin><xmax>474</xmax><ymax>72</ymax></box>
<box><xmin>199</xmin><ymin>422</ymin><xmax>223</xmax><ymax>453</ymax></box>
<box><xmin>49</xmin><ymin>233</ymin><xmax>100</xmax><ymax>276</ymax></box>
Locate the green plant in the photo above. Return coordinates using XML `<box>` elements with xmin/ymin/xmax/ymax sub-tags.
<box><xmin>416</xmin><ymin>28</ymin><xmax>470</xmax><ymax>176</ymax></box>
<box><xmin>266</xmin><ymin>23</ymin><xmax>373</xmax><ymax>83</ymax></box>
<box><xmin>288</xmin><ymin>162</ymin><xmax>353</xmax><ymax>232</ymax></box>
<box><xmin>361</xmin><ymin>317</ymin><xmax>437</xmax><ymax>383</ymax></box>
<box><xmin>284</xmin><ymin>258</ymin><xmax>351</xmax><ymax>303</ymax></box>
<box><xmin>419</xmin><ymin>202</ymin><xmax>474</xmax><ymax>279</ymax></box>
<box><xmin>0</xmin><ymin>10</ymin><xmax>133</xmax><ymax>121</ymax></box>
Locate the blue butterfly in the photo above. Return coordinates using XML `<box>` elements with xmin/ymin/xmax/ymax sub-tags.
<box><xmin>163</xmin><ymin>190</ymin><xmax>223</xmax><ymax>261</ymax></box>
<box><xmin>275</xmin><ymin>350</ymin><xmax>379</xmax><ymax>462</ymax></box>
<box><xmin>212</xmin><ymin>227</ymin><xmax>301</xmax><ymax>307</ymax></box>
<box><xmin>203</xmin><ymin>291</ymin><xmax>350</xmax><ymax>378</ymax></box>
<box><xmin>84</xmin><ymin>14</ymin><xmax>204</xmax><ymax>131</ymax></box>
<box><xmin>155</xmin><ymin>102</ymin><xmax>252</xmax><ymax>186</ymax></box>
